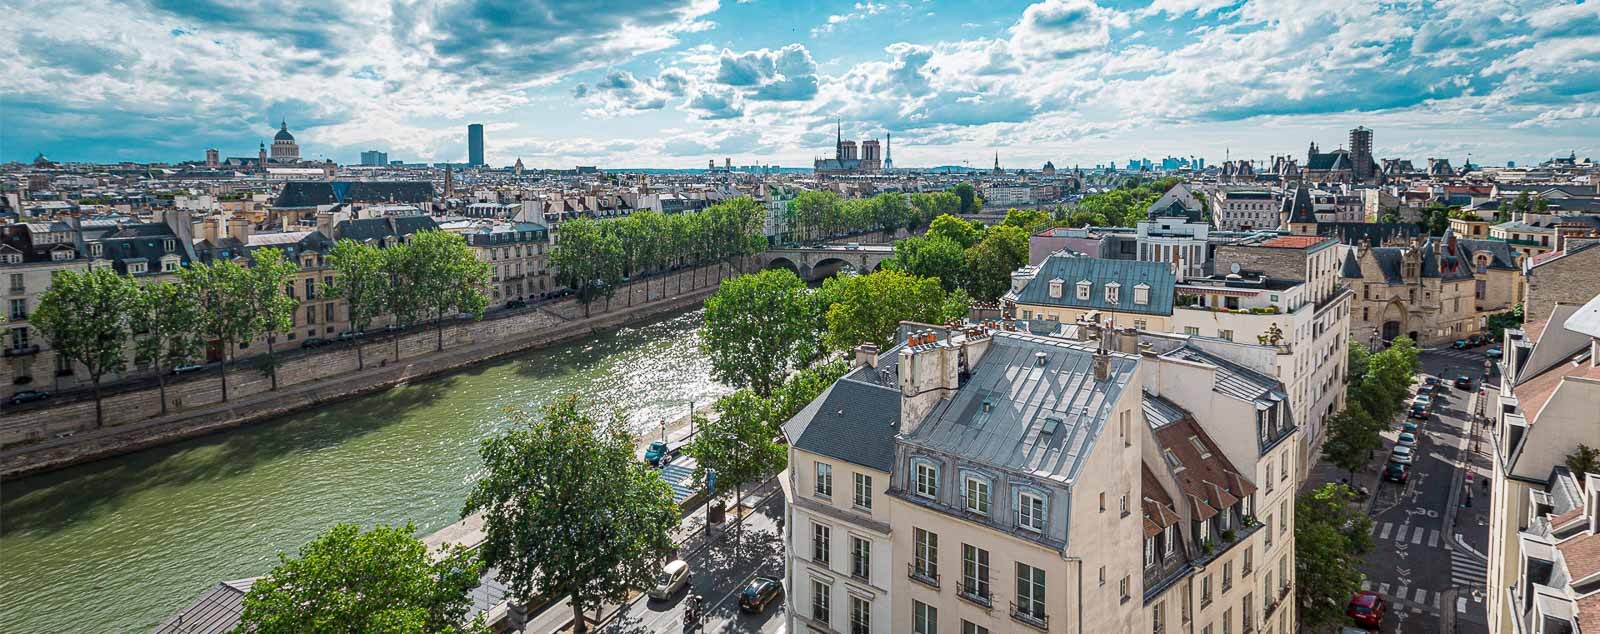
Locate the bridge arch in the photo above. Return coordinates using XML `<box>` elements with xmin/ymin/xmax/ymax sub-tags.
<box><xmin>766</xmin><ymin>256</ymin><xmax>801</xmax><ymax>276</ymax></box>
<box><xmin>810</xmin><ymin>257</ymin><xmax>855</xmax><ymax>280</ymax></box>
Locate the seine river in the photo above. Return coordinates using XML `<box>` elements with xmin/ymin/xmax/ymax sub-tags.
<box><xmin>0</xmin><ymin>308</ymin><xmax>727</xmax><ymax>633</ymax></box>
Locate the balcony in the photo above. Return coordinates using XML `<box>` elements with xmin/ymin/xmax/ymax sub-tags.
<box><xmin>907</xmin><ymin>563</ymin><xmax>939</xmax><ymax>589</ymax></box>
<box><xmin>957</xmin><ymin>581</ymin><xmax>993</xmax><ymax>608</ymax></box>
<box><xmin>1265</xmin><ymin>584</ymin><xmax>1291</xmax><ymax>617</ymax></box>
<box><xmin>1009</xmin><ymin>603</ymin><xmax>1049</xmax><ymax>631</ymax></box>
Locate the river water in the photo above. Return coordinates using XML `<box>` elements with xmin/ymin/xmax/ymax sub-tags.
<box><xmin>0</xmin><ymin>308</ymin><xmax>727</xmax><ymax>633</ymax></box>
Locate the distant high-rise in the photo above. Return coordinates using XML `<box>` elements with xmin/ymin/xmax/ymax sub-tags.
<box><xmin>204</xmin><ymin>148</ymin><xmax>219</xmax><ymax>168</ymax></box>
<box><xmin>360</xmin><ymin>150</ymin><xmax>388</xmax><ymax>166</ymax></box>
<box><xmin>467</xmin><ymin>124</ymin><xmax>484</xmax><ymax>166</ymax></box>
<box><xmin>1349</xmin><ymin>126</ymin><xmax>1374</xmax><ymax>180</ymax></box>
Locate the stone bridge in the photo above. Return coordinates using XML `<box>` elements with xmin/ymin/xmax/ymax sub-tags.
<box><xmin>758</xmin><ymin>244</ymin><xmax>896</xmax><ymax>281</ymax></box>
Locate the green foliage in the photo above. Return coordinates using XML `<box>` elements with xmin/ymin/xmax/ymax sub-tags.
<box><xmin>1321</xmin><ymin>407</ymin><xmax>1382</xmax><ymax>480</ymax></box>
<box><xmin>882</xmin><ymin>235</ymin><xmax>968</xmax><ymax>292</ymax></box>
<box><xmin>464</xmin><ymin>394</ymin><xmax>678</xmax><ymax>632</ymax></box>
<box><xmin>400</xmin><ymin>230</ymin><xmax>492</xmax><ymax>349</ymax></box>
<box><xmin>1069</xmin><ymin>178</ymin><xmax>1177</xmax><ymax>227</ymax></box>
<box><xmin>927</xmin><ymin>213</ymin><xmax>981</xmax><ymax>249</ymax></box>
<box><xmin>550</xmin><ymin>217</ymin><xmax>623</xmax><ymax>315</ymax></box>
<box><xmin>236</xmin><ymin>522</ymin><xmax>486</xmax><ymax>634</ymax></box>
<box><xmin>1055</xmin><ymin>208</ymin><xmax>1110</xmax><ymax>228</ymax></box>
<box><xmin>1296</xmin><ymin>484</ymin><xmax>1374</xmax><ymax>630</ymax></box>
<box><xmin>963</xmin><ymin>224</ymin><xmax>1030</xmax><ymax>302</ymax></box>
<box><xmin>701</xmin><ymin>269</ymin><xmax>819</xmax><ymax>396</ymax></box>
<box><xmin>1567</xmin><ymin>445</ymin><xmax>1600</xmax><ymax>478</ymax></box>
<box><xmin>327</xmin><ymin>239</ymin><xmax>392</xmax><ymax>334</ymax></box>
<box><xmin>1485</xmin><ymin>306</ymin><xmax>1524</xmax><ymax>342</ymax></box>
<box><xmin>768</xmin><ymin>359</ymin><xmax>851</xmax><ymax>423</ymax></box>
<box><xmin>181</xmin><ymin>258</ymin><xmax>256</xmax><ymax>400</ymax></box>
<box><xmin>1419</xmin><ymin>203</ymin><xmax>1456</xmax><ymax>236</ymax></box>
<box><xmin>822</xmin><ymin>269</ymin><xmax>969</xmax><ymax>352</ymax></box>
<box><xmin>1001</xmin><ymin>208</ymin><xmax>1052</xmax><ymax>235</ymax></box>
<box><xmin>243</xmin><ymin>248</ymin><xmax>300</xmax><ymax>388</ymax></box>
<box><xmin>908</xmin><ymin>192</ymin><xmax>960</xmax><ymax>230</ymax></box>
<box><xmin>686</xmin><ymin>389</ymin><xmax>787</xmax><ymax>538</ymax></box>
<box><xmin>30</xmin><ymin>267</ymin><xmax>139</xmax><ymax>426</ymax></box>
<box><xmin>951</xmin><ymin>182</ymin><xmax>980</xmax><ymax>214</ymax></box>
<box><xmin>131</xmin><ymin>280</ymin><xmax>203</xmax><ymax>414</ymax></box>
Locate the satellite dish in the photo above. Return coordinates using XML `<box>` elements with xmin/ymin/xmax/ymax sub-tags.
<box><xmin>1230</xmin><ymin>262</ymin><xmax>1241</xmax><ymax>274</ymax></box>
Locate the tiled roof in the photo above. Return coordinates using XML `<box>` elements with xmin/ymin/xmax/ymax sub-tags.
<box><xmin>1561</xmin><ymin>532</ymin><xmax>1600</xmax><ymax>583</ymax></box>
<box><xmin>1152</xmin><ymin>415</ymin><xmax>1255</xmax><ymax>522</ymax></box>
<box><xmin>1143</xmin><ymin>464</ymin><xmax>1181</xmax><ymax>537</ymax></box>
<box><xmin>1014</xmin><ymin>254</ymin><xmax>1177</xmax><ymax>317</ymax></box>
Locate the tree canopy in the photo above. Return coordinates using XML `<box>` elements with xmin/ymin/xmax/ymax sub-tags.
<box><xmin>30</xmin><ymin>267</ymin><xmax>140</xmax><ymax>427</ymax></box>
<box><xmin>882</xmin><ymin>234</ymin><xmax>968</xmax><ymax>292</ymax></box>
<box><xmin>821</xmin><ymin>268</ymin><xmax>970</xmax><ymax>351</ymax></box>
<box><xmin>701</xmin><ymin>268</ymin><xmax>820</xmax><ymax>396</ymax></box>
<box><xmin>1296</xmin><ymin>483</ymin><xmax>1374</xmax><ymax>630</ymax></box>
<box><xmin>963</xmin><ymin>224</ymin><xmax>1030</xmax><ymax>302</ymax></box>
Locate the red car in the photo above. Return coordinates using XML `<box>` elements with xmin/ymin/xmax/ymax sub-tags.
<box><xmin>1347</xmin><ymin>591</ymin><xmax>1387</xmax><ymax>628</ymax></box>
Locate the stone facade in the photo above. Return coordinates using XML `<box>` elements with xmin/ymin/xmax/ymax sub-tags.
<box><xmin>1524</xmin><ymin>242</ymin><xmax>1600</xmax><ymax>322</ymax></box>
<box><xmin>1341</xmin><ymin>236</ymin><xmax>1493</xmax><ymax>347</ymax></box>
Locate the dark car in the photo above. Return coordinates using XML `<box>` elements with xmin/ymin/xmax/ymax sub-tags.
<box><xmin>1423</xmin><ymin>376</ymin><xmax>1444</xmax><ymax>392</ymax></box>
<box><xmin>738</xmin><ymin>576</ymin><xmax>783</xmax><ymax>613</ymax></box>
<box><xmin>7</xmin><ymin>389</ymin><xmax>50</xmax><ymax>406</ymax></box>
<box><xmin>1454</xmin><ymin>375</ymin><xmax>1473</xmax><ymax>390</ymax></box>
<box><xmin>337</xmin><ymin>330</ymin><xmax>365</xmax><ymax>342</ymax></box>
<box><xmin>1468</xmin><ymin>334</ymin><xmax>1485</xmax><ymax>346</ymax></box>
<box><xmin>505</xmin><ymin>299</ymin><xmax>527</xmax><ymax>309</ymax></box>
<box><xmin>1383</xmin><ymin>462</ymin><xmax>1408</xmax><ymax>484</ymax></box>
<box><xmin>301</xmin><ymin>337</ymin><xmax>331</xmax><ymax>349</ymax></box>
<box><xmin>1452</xmin><ymin>339</ymin><xmax>1470</xmax><ymax>350</ymax></box>
<box><xmin>1347</xmin><ymin>591</ymin><xmax>1387</xmax><ymax>628</ymax></box>
<box><xmin>1408</xmin><ymin>402</ymin><xmax>1429</xmax><ymax>419</ymax></box>
<box><xmin>172</xmin><ymin>363</ymin><xmax>206</xmax><ymax>375</ymax></box>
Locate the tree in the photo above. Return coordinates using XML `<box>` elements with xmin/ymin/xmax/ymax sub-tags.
<box><xmin>402</xmin><ymin>230</ymin><xmax>491</xmax><ymax>350</ymax></box>
<box><xmin>131</xmin><ymin>280</ymin><xmax>203</xmax><ymax>415</ymax></box>
<box><xmin>1001</xmin><ymin>208</ymin><xmax>1052</xmax><ymax>235</ymax></box>
<box><xmin>243</xmin><ymin>248</ymin><xmax>299</xmax><ymax>390</ymax></box>
<box><xmin>963</xmin><ymin>224</ymin><xmax>1030</xmax><ymax>302</ymax></box>
<box><xmin>822</xmin><ymin>269</ymin><xmax>970</xmax><ymax>352</ymax></box>
<box><xmin>789</xmin><ymin>190</ymin><xmax>841</xmax><ymax>243</ymax></box>
<box><xmin>182</xmin><ymin>258</ymin><xmax>255</xmax><ymax>401</ymax></box>
<box><xmin>30</xmin><ymin>267</ymin><xmax>138</xmax><ymax>427</ymax></box>
<box><xmin>1567</xmin><ymin>445</ymin><xmax>1600</xmax><ymax>479</ymax></box>
<box><xmin>1346</xmin><ymin>340</ymin><xmax>1371</xmax><ymax>385</ymax></box>
<box><xmin>551</xmin><ymin>218</ymin><xmax>623</xmax><ymax>317</ymax></box>
<box><xmin>685</xmin><ymin>389</ymin><xmax>787</xmax><ymax>541</ymax></box>
<box><xmin>871</xmin><ymin>192</ymin><xmax>912</xmax><ymax>234</ymax></box>
<box><xmin>463</xmin><ymin>395</ymin><xmax>678</xmax><ymax>633</ymax></box>
<box><xmin>882</xmin><ymin>235</ymin><xmax>967</xmax><ymax>292</ymax></box>
<box><xmin>236</xmin><ymin>522</ymin><xmax>486</xmax><ymax>634</ymax></box>
<box><xmin>1296</xmin><ymin>483</ymin><xmax>1374</xmax><ymax>631</ymax></box>
<box><xmin>908</xmin><ymin>192</ymin><xmax>960</xmax><ymax>229</ymax></box>
<box><xmin>701</xmin><ymin>269</ymin><xmax>819</xmax><ymax>397</ymax></box>
<box><xmin>952</xmin><ymin>182</ymin><xmax>980</xmax><ymax>214</ymax></box>
<box><xmin>768</xmin><ymin>359</ymin><xmax>850</xmax><ymax>422</ymax></box>
<box><xmin>927</xmin><ymin>213</ymin><xmax>981</xmax><ymax>249</ymax></box>
<box><xmin>1321</xmin><ymin>408</ymin><xmax>1381</xmax><ymax>482</ymax></box>
<box><xmin>327</xmin><ymin>239</ymin><xmax>390</xmax><ymax>370</ymax></box>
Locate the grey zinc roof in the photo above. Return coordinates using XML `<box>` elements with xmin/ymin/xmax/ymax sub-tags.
<box><xmin>1564</xmin><ymin>294</ymin><xmax>1600</xmax><ymax>339</ymax></box>
<box><xmin>784</xmin><ymin>376</ymin><xmax>901</xmax><ymax>473</ymax></box>
<box><xmin>902</xmin><ymin>333</ymin><xmax>1139</xmax><ymax>484</ymax></box>
<box><xmin>1015</xmin><ymin>254</ymin><xmax>1176</xmax><ymax>317</ymax></box>
<box><xmin>1162</xmin><ymin>345</ymin><xmax>1284</xmax><ymax>405</ymax></box>
<box><xmin>1142</xmin><ymin>391</ymin><xmax>1188</xmax><ymax>430</ymax></box>
<box><xmin>152</xmin><ymin>578</ymin><xmax>256</xmax><ymax>634</ymax></box>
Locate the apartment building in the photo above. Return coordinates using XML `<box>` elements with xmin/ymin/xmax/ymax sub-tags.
<box><xmin>1211</xmin><ymin>190</ymin><xmax>1279</xmax><ymax>231</ymax></box>
<box><xmin>1006</xmin><ymin>254</ymin><xmax>1178</xmax><ymax>332</ymax></box>
<box><xmin>460</xmin><ymin>221</ymin><xmax>551</xmax><ymax>304</ymax></box>
<box><xmin>1486</xmin><ymin>297</ymin><xmax>1600</xmax><ymax>634</ymax></box>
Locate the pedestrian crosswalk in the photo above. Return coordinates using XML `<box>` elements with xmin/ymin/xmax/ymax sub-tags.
<box><xmin>1422</xmin><ymin>348</ymin><xmax>1490</xmax><ymax>363</ymax></box>
<box><xmin>1371</xmin><ymin>522</ymin><xmax>1440</xmax><ymax>548</ymax></box>
<box><xmin>1452</xmin><ymin>545</ymin><xmax>1489</xmax><ymax>589</ymax></box>
<box><xmin>1359</xmin><ymin>580</ymin><xmax>1443</xmax><ymax>614</ymax></box>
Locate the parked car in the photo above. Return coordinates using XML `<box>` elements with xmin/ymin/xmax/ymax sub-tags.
<box><xmin>1383</xmin><ymin>462</ymin><xmax>1409</xmax><ymax>484</ymax></box>
<box><xmin>505</xmin><ymin>299</ymin><xmax>527</xmax><ymax>309</ymax></box>
<box><xmin>1397</xmin><ymin>432</ymin><xmax>1418</xmax><ymax>448</ymax></box>
<box><xmin>1348</xmin><ymin>592</ymin><xmax>1388</xmax><ymax>628</ymax></box>
<box><xmin>1454</xmin><ymin>375</ymin><xmax>1474</xmax><ymax>390</ymax></box>
<box><xmin>1487</xmin><ymin>346</ymin><xmax>1503</xmax><ymax>359</ymax></box>
<box><xmin>300</xmin><ymin>337</ymin><xmax>331</xmax><ymax>349</ymax></box>
<box><xmin>1452</xmin><ymin>339</ymin><xmax>1471</xmax><ymax>350</ymax></box>
<box><xmin>644</xmin><ymin>441</ymin><xmax>670</xmax><ymax>466</ymax></box>
<box><xmin>1402</xmin><ymin>421</ymin><xmax>1420</xmax><ymax>435</ymax></box>
<box><xmin>7</xmin><ymin>390</ymin><xmax>50</xmax><ymax>406</ymax></box>
<box><xmin>1414</xmin><ymin>394</ymin><xmax>1434</xmax><ymax>410</ymax></box>
<box><xmin>1415</xmin><ymin>383</ymin><xmax>1437</xmax><ymax>397</ymax></box>
<box><xmin>172</xmin><ymin>363</ymin><xmax>206</xmax><ymax>375</ymax></box>
<box><xmin>336</xmin><ymin>330</ymin><xmax>365</xmax><ymax>342</ymax></box>
<box><xmin>1408</xmin><ymin>402</ymin><xmax>1429</xmax><ymax>419</ymax></box>
<box><xmin>649</xmin><ymin>560</ymin><xmax>690</xmax><ymax>600</ymax></box>
<box><xmin>738</xmin><ymin>576</ymin><xmax>783</xmax><ymax>613</ymax></box>
<box><xmin>1468</xmin><ymin>334</ymin><xmax>1485</xmax><ymax>346</ymax></box>
<box><xmin>1390</xmin><ymin>445</ymin><xmax>1415</xmax><ymax>465</ymax></box>
<box><xmin>1423</xmin><ymin>376</ymin><xmax>1444</xmax><ymax>391</ymax></box>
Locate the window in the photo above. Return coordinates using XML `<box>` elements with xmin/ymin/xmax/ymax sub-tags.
<box><xmin>305</xmin><ymin>305</ymin><xmax>316</xmax><ymax>325</ymax></box>
<box><xmin>812</xmin><ymin>579</ymin><xmax>831</xmax><ymax>624</ymax></box>
<box><xmin>913</xmin><ymin>527</ymin><xmax>938</xmax><ymax>581</ymax></box>
<box><xmin>1219</xmin><ymin>329</ymin><xmax>1233</xmax><ymax>342</ymax></box>
<box><xmin>1134</xmin><ymin>283</ymin><xmax>1150</xmax><ymax>306</ymax></box>
<box><xmin>1185</xmin><ymin>326</ymin><xmax>1200</xmax><ymax>336</ymax></box>
<box><xmin>1279</xmin><ymin>557</ymin><xmax>1289</xmax><ymax>594</ymax></box>
<box><xmin>8</xmin><ymin>299</ymin><xmax>25</xmax><ymax>320</ymax></box>
<box><xmin>1017</xmin><ymin>490</ymin><xmax>1046</xmax><ymax>532</ymax></box>
<box><xmin>163</xmin><ymin>238</ymin><xmax>175</xmax><ymax>253</ymax></box>
<box><xmin>89</xmin><ymin>243</ymin><xmax>102</xmax><ymax>258</ymax></box>
<box><xmin>8</xmin><ymin>326</ymin><xmax>28</xmax><ymax>349</ymax></box>
<box><xmin>1242</xmin><ymin>594</ymin><xmax>1253</xmax><ymax>631</ymax></box>
<box><xmin>1280</xmin><ymin>459</ymin><xmax>1288</xmax><ymax>482</ymax></box>
<box><xmin>1016</xmin><ymin>562</ymin><xmax>1047</xmax><ymax>622</ymax></box>
<box><xmin>1200</xmin><ymin>520</ymin><xmax>1210</xmax><ymax>544</ymax></box>
<box><xmin>1076</xmin><ymin>280</ymin><xmax>1091</xmax><ymax>300</ymax></box>
<box><xmin>1164</xmin><ymin>525</ymin><xmax>1176</xmax><ymax>558</ymax></box>
<box><xmin>914</xmin><ymin>601</ymin><xmax>937</xmax><ymax>634</ymax></box>
<box><xmin>853</xmin><ymin>472</ymin><xmax>872</xmax><ymax>510</ymax></box>
<box><xmin>962</xmin><ymin>544</ymin><xmax>990</xmax><ymax>602</ymax></box>
<box><xmin>1145</xmin><ymin>537</ymin><xmax>1157</xmax><ymax>567</ymax></box>
<box><xmin>1099</xmin><ymin>566</ymin><xmax>1106</xmax><ymax>586</ymax></box>
<box><xmin>1222</xmin><ymin>608</ymin><xmax>1232</xmax><ymax>634</ymax></box>
<box><xmin>851</xmin><ymin>536</ymin><xmax>870</xmax><ymax>580</ymax></box>
<box><xmin>1243</xmin><ymin>546</ymin><xmax>1253</xmax><ymax>576</ymax></box>
<box><xmin>1183</xmin><ymin>584</ymin><xmax>1192</xmax><ymax>623</ymax></box>
<box><xmin>1265</xmin><ymin>460</ymin><xmax>1274</xmax><ymax>492</ymax></box>
<box><xmin>915</xmin><ymin>460</ymin><xmax>938</xmax><ymax>498</ymax></box>
<box><xmin>127</xmin><ymin>261</ymin><xmax>147</xmax><ymax>274</ymax></box>
<box><xmin>305</xmin><ymin>278</ymin><xmax>316</xmax><ymax>300</ymax></box>
<box><xmin>1106</xmin><ymin>282</ymin><xmax>1121</xmax><ymax>303</ymax></box>
<box><xmin>1202</xmin><ymin>574</ymin><xmax>1213</xmax><ymax>606</ymax></box>
<box><xmin>325</xmin><ymin>303</ymin><xmax>335</xmax><ymax>322</ymax></box>
<box><xmin>962</xmin><ymin>621</ymin><xmax>990</xmax><ymax>634</ymax></box>
<box><xmin>7</xmin><ymin>273</ymin><xmax>21</xmax><ymax>293</ymax></box>
<box><xmin>812</xmin><ymin>522</ymin><xmax>831</xmax><ymax>565</ymax></box>
<box><xmin>1265</xmin><ymin>515</ymin><xmax>1274</xmax><ymax>549</ymax></box>
<box><xmin>1099</xmin><ymin>492</ymin><xmax>1106</xmax><ymax>512</ymax></box>
<box><xmin>850</xmin><ymin>595</ymin><xmax>870</xmax><ymax>634</ymax></box>
<box><xmin>162</xmin><ymin>258</ymin><xmax>178</xmax><ymax>273</ymax></box>
<box><xmin>815</xmin><ymin>462</ymin><xmax>833</xmax><ymax>498</ymax></box>
<box><xmin>1120</xmin><ymin>494</ymin><xmax>1129</xmax><ymax>517</ymax></box>
<box><xmin>1222</xmin><ymin>561</ymin><xmax>1233</xmax><ymax>592</ymax></box>
<box><xmin>1279</xmin><ymin>501</ymin><xmax>1288</xmax><ymax>535</ymax></box>
<box><xmin>1153</xmin><ymin>601</ymin><xmax>1166</xmax><ymax>634</ymax></box>
<box><xmin>1119</xmin><ymin>575</ymin><xmax>1131</xmax><ymax>602</ymax></box>
<box><xmin>963</xmin><ymin>475</ymin><xmax>990</xmax><ymax>515</ymax></box>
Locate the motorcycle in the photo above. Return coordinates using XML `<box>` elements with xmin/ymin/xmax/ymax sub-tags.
<box><xmin>683</xmin><ymin>594</ymin><xmax>706</xmax><ymax>628</ymax></box>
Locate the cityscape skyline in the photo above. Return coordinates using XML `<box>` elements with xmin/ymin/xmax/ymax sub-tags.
<box><xmin>4</xmin><ymin>0</ymin><xmax>1598</xmax><ymax>168</ymax></box>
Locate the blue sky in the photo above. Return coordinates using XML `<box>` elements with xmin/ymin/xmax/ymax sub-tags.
<box><xmin>3</xmin><ymin>0</ymin><xmax>1598</xmax><ymax>168</ymax></box>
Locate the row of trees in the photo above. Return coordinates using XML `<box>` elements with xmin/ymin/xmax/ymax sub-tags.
<box><xmin>1321</xmin><ymin>338</ymin><xmax>1423</xmax><ymax>482</ymax></box>
<box><xmin>550</xmin><ymin>198</ymin><xmax>767</xmax><ymax>316</ymax></box>
<box><xmin>882</xmin><ymin>211</ymin><xmax>1033</xmax><ymax>302</ymax></box>
<box><xmin>32</xmin><ymin>231</ymin><xmax>489</xmax><ymax>426</ymax></box>
<box><xmin>1064</xmin><ymin>176</ymin><xmax>1186</xmax><ymax>228</ymax></box>
<box><xmin>785</xmin><ymin>190</ymin><xmax>963</xmax><ymax>244</ymax></box>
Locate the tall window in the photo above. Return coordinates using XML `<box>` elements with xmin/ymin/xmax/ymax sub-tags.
<box><xmin>1202</xmin><ymin>573</ymin><xmax>1213</xmax><ymax>606</ymax></box>
<box><xmin>964</xmin><ymin>476</ymin><xmax>990</xmax><ymax>515</ymax></box>
<box><xmin>851</xmin><ymin>536</ymin><xmax>871</xmax><ymax>580</ymax></box>
<box><xmin>853</xmin><ymin>472</ymin><xmax>873</xmax><ymax>510</ymax></box>
<box><xmin>1016</xmin><ymin>562</ymin><xmax>1046</xmax><ymax>622</ymax></box>
<box><xmin>914</xmin><ymin>527</ymin><xmax>938</xmax><ymax>580</ymax></box>
<box><xmin>1164</xmin><ymin>525</ymin><xmax>1176</xmax><ymax>558</ymax></box>
<box><xmin>962</xmin><ymin>543</ymin><xmax>990</xmax><ymax>602</ymax></box>
<box><xmin>850</xmin><ymin>595</ymin><xmax>870</xmax><ymax>634</ymax></box>
<box><xmin>1145</xmin><ymin>537</ymin><xmax>1156</xmax><ymax>568</ymax></box>
<box><xmin>1222</xmin><ymin>561</ymin><xmax>1233</xmax><ymax>592</ymax></box>
<box><xmin>815</xmin><ymin>462</ymin><xmax>833</xmax><ymax>498</ymax></box>
<box><xmin>1017</xmin><ymin>490</ymin><xmax>1045</xmax><ymax>532</ymax></box>
<box><xmin>812</xmin><ymin>579</ymin><xmax>831</xmax><ymax>624</ymax></box>
<box><xmin>1105</xmin><ymin>282</ymin><xmax>1121</xmax><ymax>303</ymax></box>
<box><xmin>1241</xmin><ymin>594</ymin><xmax>1253</xmax><ymax>631</ymax></box>
<box><xmin>1119</xmin><ymin>575</ymin><xmax>1130</xmax><ymax>601</ymax></box>
<box><xmin>1153</xmin><ymin>601</ymin><xmax>1166</xmax><ymax>634</ymax></box>
<box><xmin>914</xmin><ymin>601</ymin><xmax>937</xmax><ymax>634</ymax></box>
<box><xmin>813</xmin><ymin>523</ymin><xmax>831</xmax><ymax>565</ymax></box>
<box><xmin>915</xmin><ymin>461</ymin><xmax>938</xmax><ymax>498</ymax></box>
<box><xmin>962</xmin><ymin>621</ymin><xmax>990</xmax><ymax>634</ymax></box>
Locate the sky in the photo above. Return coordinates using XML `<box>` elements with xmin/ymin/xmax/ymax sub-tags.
<box><xmin>3</xmin><ymin>0</ymin><xmax>1598</xmax><ymax>169</ymax></box>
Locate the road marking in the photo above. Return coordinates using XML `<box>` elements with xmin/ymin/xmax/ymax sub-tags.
<box><xmin>1379</xmin><ymin>583</ymin><xmax>1391</xmax><ymax>595</ymax></box>
<box><xmin>1379</xmin><ymin>522</ymin><xmax>1393</xmax><ymax>539</ymax></box>
<box><xmin>1396</xmin><ymin>584</ymin><xmax>1408</xmax><ymax>600</ymax></box>
<box><xmin>1428</xmin><ymin>530</ymin><xmax>1440</xmax><ymax>548</ymax></box>
<box><xmin>1361</xmin><ymin>580</ymin><xmax>1372</xmax><ymax>591</ymax></box>
<box><xmin>1414</xmin><ymin>588</ymin><xmax>1427</xmax><ymax>604</ymax></box>
<box><xmin>1412</xmin><ymin>527</ymin><xmax>1425</xmax><ymax>544</ymax></box>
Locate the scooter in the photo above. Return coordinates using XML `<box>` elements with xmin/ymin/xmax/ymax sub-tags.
<box><xmin>683</xmin><ymin>594</ymin><xmax>706</xmax><ymax>628</ymax></box>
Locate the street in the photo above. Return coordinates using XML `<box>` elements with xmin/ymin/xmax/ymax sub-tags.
<box><xmin>600</xmin><ymin>487</ymin><xmax>790</xmax><ymax>634</ymax></box>
<box><xmin>1342</xmin><ymin>347</ymin><xmax>1496</xmax><ymax>634</ymax></box>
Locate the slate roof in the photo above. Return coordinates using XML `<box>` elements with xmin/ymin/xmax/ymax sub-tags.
<box><xmin>274</xmin><ymin>181</ymin><xmax>435</xmax><ymax>208</ymax></box>
<box><xmin>1014</xmin><ymin>253</ymin><xmax>1177</xmax><ymax>317</ymax></box>
<box><xmin>1340</xmin><ymin>246</ymin><xmax>1364</xmax><ymax>278</ymax></box>
<box><xmin>1458</xmin><ymin>238</ymin><xmax>1519</xmax><ymax>270</ymax></box>
<box><xmin>784</xmin><ymin>375</ymin><xmax>901</xmax><ymax>473</ymax></box>
<box><xmin>1284</xmin><ymin>186</ymin><xmax>1317</xmax><ymax>224</ymax></box>
<box><xmin>1150</xmin><ymin>409</ymin><xmax>1256</xmax><ymax>522</ymax></box>
<box><xmin>901</xmin><ymin>332</ymin><xmax>1140</xmax><ymax>483</ymax></box>
<box><xmin>1318</xmin><ymin>222</ymin><xmax>1421</xmax><ymax>246</ymax></box>
<box><xmin>1307</xmin><ymin>149</ymin><xmax>1352</xmax><ymax>171</ymax></box>
<box><xmin>332</xmin><ymin>216</ymin><xmax>441</xmax><ymax>243</ymax></box>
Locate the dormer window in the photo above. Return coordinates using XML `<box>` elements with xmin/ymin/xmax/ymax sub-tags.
<box><xmin>89</xmin><ymin>243</ymin><xmax>103</xmax><ymax>258</ymax></box>
<box><xmin>1076</xmin><ymin>280</ymin><xmax>1091</xmax><ymax>300</ymax></box>
<box><xmin>1164</xmin><ymin>525</ymin><xmax>1176</xmax><ymax>557</ymax></box>
<box><xmin>163</xmin><ymin>238</ymin><xmax>175</xmax><ymax>253</ymax></box>
<box><xmin>1134</xmin><ymin>283</ymin><xmax>1150</xmax><ymax>306</ymax></box>
<box><xmin>1162</xmin><ymin>448</ymin><xmax>1184</xmax><ymax>472</ymax></box>
<box><xmin>1188</xmin><ymin>436</ymin><xmax>1211</xmax><ymax>458</ymax></box>
<box><xmin>52</xmin><ymin>249</ymin><xmax>74</xmax><ymax>262</ymax></box>
<box><xmin>1105</xmin><ymin>282</ymin><xmax>1120</xmax><ymax>304</ymax></box>
<box><xmin>127</xmin><ymin>261</ymin><xmax>147</xmax><ymax>275</ymax></box>
<box><xmin>1048</xmin><ymin>278</ymin><xmax>1063</xmax><ymax>299</ymax></box>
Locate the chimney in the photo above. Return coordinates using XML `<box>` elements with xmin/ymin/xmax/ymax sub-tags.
<box><xmin>226</xmin><ymin>217</ymin><xmax>251</xmax><ymax>243</ymax></box>
<box><xmin>854</xmin><ymin>343</ymin><xmax>879</xmax><ymax>369</ymax></box>
<box><xmin>1093</xmin><ymin>348</ymin><xmax>1112</xmax><ymax>382</ymax></box>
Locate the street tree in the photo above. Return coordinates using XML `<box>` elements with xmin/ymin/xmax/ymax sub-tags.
<box><xmin>403</xmin><ymin>230</ymin><xmax>491</xmax><ymax>350</ymax></box>
<box><xmin>181</xmin><ymin>258</ymin><xmax>256</xmax><ymax>401</ymax></box>
<box><xmin>463</xmin><ymin>395</ymin><xmax>678</xmax><ymax>633</ymax></box>
<box><xmin>236</xmin><ymin>522</ymin><xmax>486</xmax><ymax>634</ymax></box>
<box><xmin>685</xmin><ymin>389</ymin><xmax>787</xmax><ymax>541</ymax></box>
<box><xmin>326</xmin><ymin>239</ymin><xmax>390</xmax><ymax>369</ymax></box>
<box><xmin>951</xmin><ymin>182</ymin><xmax>980</xmax><ymax>214</ymax></box>
<box><xmin>963</xmin><ymin>224</ymin><xmax>1030</xmax><ymax>302</ymax></box>
<box><xmin>1295</xmin><ymin>483</ymin><xmax>1374</xmax><ymax>630</ymax></box>
<box><xmin>701</xmin><ymin>269</ymin><xmax>819</xmax><ymax>397</ymax></box>
<box><xmin>768</xmin><ymin>359</ymin><xmax>850</xmax><ymax>423</ymax></box>
<box><xmin>822</xmin><ymin>269</ymin><xmax>971</xmax><ymax>352</ymax></box>
<box><xmin>1320</xmin><ymin>408</ymin><xmax>1382</xmax><ymax>482</ymax></box>
<box><xmin>1346</xmin><ymin>340</ymin><xmax>1371</xmax><ymax>385</ymax></box>
<box><xmin>30</xmin><ymin>267</ymin><xmax>138</xmax><ymax>427</ymax></box>
<box><xmin>883</xmin><ymin>235</ymin><xmax>967</xmax><ymax>292</ymax></box>
<box><xmin>243</xmin><ymin>247</ymin><xmax>299</xmax><ymax>390</ymax></box>
<box><xmin>1001</xmin><ymin>208</ymin><xmax>1052</xmax><ymax>235</ymax></box>
<box><xmin>131</xmin><ymin>280</ymin><xmax>203</xmax><ymax>415</ymax></box>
